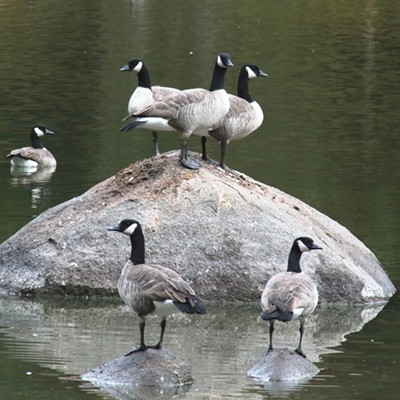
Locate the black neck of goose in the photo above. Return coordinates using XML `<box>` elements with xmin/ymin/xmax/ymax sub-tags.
<box><xmin>129</xmin><ymin>230</ymin><xmax>145</xmax><ymax>265</ymax></box>
<box><xmin>30</xmin><ymin>132</ymin><xmax>44</xmax><ymax>149</ymax></box>
<box><xmin>209</xmin><ymin>64</ymin><xmax>227</xmax><ymax>91</ymax></box>
<box><xmin>287</xmin><ymin>244</ymin><xmax>303</xmax><ymax>273</ymax></box>
<box><xmin>237</xmin><ymin>69</ymin><xmax>253</xmax><ymax>103</ymax></box>
<box><xmin>137</xmin><ymin>64</ymin><xmax>152</xmax><ymax>89</ymax></box>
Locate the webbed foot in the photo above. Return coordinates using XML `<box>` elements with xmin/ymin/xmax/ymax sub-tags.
<box><xmin>180</xmin><ymin>157</ymin><xmax>201</xmax><ymax>170</ymax></box>
<box><xmin>125</xmin><ymin>345</ymin><xmax>148</xmax><ymax>356</ymax></box>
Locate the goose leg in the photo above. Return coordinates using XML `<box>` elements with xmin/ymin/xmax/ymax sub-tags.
<box><xmin>148</xmin><ymin>317</ymin><xmax>167</xmax><ymax>350</ymax></box>
<box><xmin>201</xmin><ymin>136</ymin><xmax>209</xmax><ymax>161</ymax></box>
<box><xmin>268</xmin><ymin>320</ymin><xmax>275</xmax><ymax>352</ymax></box>
<box><xmin>219</xmin><ymin>141</ymin><xmax>228</xmax><ymax>169</ymax></box>
<box><xmin>201</xmin><ymin>136</ymin><xmax>218</xmax><ymax>165</ymax></box>
<box><xmin>180</xmin><ymin>139</ymin><xmax>201</xmax><ymax>170</ymax></box>
<box><xmin>295</xmin><ymin>320</ymin><xmax>306</xmax><ymax>358</ymax></box>
<box><xmin>125</xmin><ymin>318</ymin><xmax>147</xmax><ymax>355</ymax></box>
<box><xmin>151</xmin><ymin>131</ymin><xmax>160</xmax><ymax>156</ymax></box>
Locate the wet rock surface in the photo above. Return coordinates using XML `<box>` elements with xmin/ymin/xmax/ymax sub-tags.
<box><xmin>247</xmin><ymin>348</ymin><xmax>320</xmax><ymax>382</ymax></box>
<box><xmin>81</xmin><ymin>348</ymin><xmax>192</xmax><ymax>386</ymax></box>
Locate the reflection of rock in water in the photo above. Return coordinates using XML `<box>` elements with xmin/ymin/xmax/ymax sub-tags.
<box><xmin>83</xmin><ymin>381</ymin><xmax>191</xmax><ymax>400</ymax></box>
<box><xmin>9</xmin><ymin>166</ymin><xmax>55</xmax><ymax>209</ymax></box>
<box><xmin>242</xmin><ymin>378</ymin><xmax>313</xmax><ymax>398</ymax></box>
<box><xmin>0</xmin><ymin>299</ymin><xmax>388</xmax><ymax>398</ymax></box>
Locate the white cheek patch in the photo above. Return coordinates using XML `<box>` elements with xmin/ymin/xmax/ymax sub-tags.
<box><xmin>34</xmin><ymin>127</ymin><xmax>44</xmax><ymax>137</ymax></box>
<box><xmin>133</xmin><ymin>61</ymin><xmax>143</xmax><ymax>73</ymax></box>
<box><xmin>123</xmin><ymin>223</ymin><xmax>137</xmax><ymax>236</ymax></box>
<box><xmin>217</xmin><ymin>55</ymin><xmax>224</xmax><ymax>68</ymax></box>
<box><xmin>297</xmin><ymin>239</ymin><xmax>310</xmax><ymax>253</ymax></box>
<box><xmin>246</xmin><ymin>66</ymin><xmax>257</xmax><ymax>79</ymax></box>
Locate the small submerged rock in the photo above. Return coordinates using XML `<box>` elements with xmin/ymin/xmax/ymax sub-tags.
<box><xmin>81</xmin><ymin>348</ymin><xmax>192</xmax><ymax>387</ymax></box>
<box><xmin>247</xmin><ymin>348</ymin><xmax>319</xmax><ymax>382</ymax></box>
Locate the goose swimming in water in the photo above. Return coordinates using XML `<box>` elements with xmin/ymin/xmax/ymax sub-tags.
<box><xmin>201</xmin><ymin>64</ymin><xmax>268</xmax><ymax>169</ymax></box>
<box><xmin>260</xmin><ymin>237</ymin><xmax>322</xmax><ymax>358</ymax></box>
<box><xmin>6</xmin><ymin>125</ymin><xmax>56</xmax><ymax>169</ymax></box>
<box><xmin>108</xmin><ymin>219</ymin><xmax>206</xmax><ymax>355</ymax></box>
<box><xmin>120</xmin><ymin>58</ymin><xmax>181</xmax><ymax>155</ymax></box>
<box><xmin>120</xmin><ymin>53</ymin><xmax>234</xmax><ymax>170</ymax></box>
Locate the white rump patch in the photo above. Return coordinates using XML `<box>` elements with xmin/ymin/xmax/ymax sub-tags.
<box><xmin>135</xmin><ymin>117</ymin><xmax>176</xmax><ymax>132</ymax></box>
<box><xmin>123</xmin><ymin>223</ymin><xmax>137</xmax><ymax>236</ymax></box>
<box><xmin>297</xmin><ymin>239</ymin><xmax>310</xmax><ymax>253</ymax></box>
<box><xmin>154</xmin><ymin>299</ymin><xmax>179</xmax><ymax>317</ymax></box>
<box><xmin>133</xmin><ymin>61</ymin><xmax>143</xmax><ymax>73</ymax></box>
<box><xmin>34</xmin><ymin>127</ymin><xmax>44</xmax><ymax>137</ymax></box>
<box><xmin>246</xmin><ymin>66</ymin><xmax>257</xmax><ymax>79</ymax></box>
<box><xmin>292</xmin><ymin>307</ymin><xmax>304</xmax><ymax>319</ymax></box>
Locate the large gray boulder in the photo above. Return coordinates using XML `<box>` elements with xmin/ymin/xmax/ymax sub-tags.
<box><xmin>0</xmin><ymin>151</ymin><xmax>395</xmax><ymax>302</ymax></box>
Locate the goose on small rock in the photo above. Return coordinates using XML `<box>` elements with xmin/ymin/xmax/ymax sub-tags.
<box><xmin>260</xmin><ymin>237</ymin><xmax>322</xmax><ymax>358</ymax></box>
<box><xmin>120</xmin><ymin>58</ymin><xmax>181</xmax><ymax>155</ymax></box>
<box><xmin>6</xmin><ymin>125</ymin><xmax>56</xmax><ymax>169</ymax></box>
<box><xmin>120</xmin><ymin>53</ymin><xmax>234</xmax><ymax>170</ymax></box>
<box><xmin>108</xmin><ymin>219</ymin><xmax>206</xmax><ymax>355</ymax></box>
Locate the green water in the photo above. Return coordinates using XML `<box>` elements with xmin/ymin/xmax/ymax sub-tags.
<box><xmin>0</xmin><ymin>0</ymin><xmax>399</xmax><ymax>398</ymax></box>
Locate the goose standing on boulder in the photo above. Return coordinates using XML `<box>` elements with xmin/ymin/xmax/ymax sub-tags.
<box><xmin>6</xmin><ymin>125</ymin><xmax>56</xmax><ymax>168</ymax></box>
<box><xmin>201</xmin><ymin>64</ymin><xmax>268</xmax><ymax>169</ymax></box>
<box><xmin>108</xmin><ymin>219</ymin><xmax>206</xmax><ymax>355</ymax></box>
<box><xmin>120</xmin><ymin>58</ymin><xmax>181</xmax><ymax>155</ymax></box>
<box><xmin>261</xmin><ymin>237</ymin><xmax>322</xmax><ymax>358</ymax></box>
<box><xmin>120</xmin><ymin>53</ymin><xmax>234</xmax><ymax>170</ymax></box>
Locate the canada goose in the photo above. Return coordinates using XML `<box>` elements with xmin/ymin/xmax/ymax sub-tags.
<box><xmin>120</xmin><ymin>53</ymin><xmax>234</xmax><ymax>170</ymax></box>
<box><xmin>120</xmin><ymin>58</ymin><xmax>181</xmax><ymax>155</ymax></box>
<box><xmin>260</xmin><ymin>237</ymin><xmax>322</xmax><ymax>358</ymax></box>
<box><xmin>108</xmin><ymin>219</ymin><xmax>206</xmax><ymax>354</ymax></box>
<box><xmin>201</xmin><ymin>64</ymin><xmax>268</xmax><ymax>169</ymax></box>
<box><xmin>6</xmin><ymin>125</ymin><xmax>56</xmax><ymax>168</ymax></box>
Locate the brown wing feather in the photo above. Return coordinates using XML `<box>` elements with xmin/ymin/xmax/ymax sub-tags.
<box><xmin>152</xmin><ymin>86</ymin><xmax>181</xmax><ymax>101</ymax></box>
<box><xmin>133</xmin><ymin>88</ymin><xmax>210</xmax><ymax>119</ymax></box>
<box><xmin>120</xmin><ymin>262</ymin><xmax>196</xmax><ymax>303</ymax></box>
<box><xmin>209</xmin><ymin>95</ymin><xmax>262</xmax><ymax>142</ymax></box>
<box><xmin>261</xmin><ymin>272</ymin><xmax>318</xmax><ymax>315</ymax></box>
<box><xmin>7</xmin><ymin>146</ymin><xmax>53</xmax><ymax>165</ymax></box>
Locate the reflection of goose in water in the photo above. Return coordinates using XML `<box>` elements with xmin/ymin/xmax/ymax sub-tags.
<box><xmin>0</xmin><ymin>297</ymin><xmax>388</xmax><ymax>399</ymax></box>
<box><xmin>10</xmin><ymin>166</ymin><xmax>56</xmax><ymax>209</ymax></box>
<box><xmin>10</xmin><ymin>165</ymin><xmax>56</xmax><ymax>181</ymax></box>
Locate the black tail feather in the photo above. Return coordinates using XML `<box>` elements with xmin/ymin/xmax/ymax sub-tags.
<box><xmin>120</xmin><ymin>120</ymin><xmax>147</xmax><ymax>132</ymax></box>
<box><xmin>261</xmin><ymin>309</ymin><xmax>293</xmax><ymax>322</ymax></box>
<box><xmin>174</xmin><ymin>298</ymin><xmax>207</xmax><ymax>315</ymax></box>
